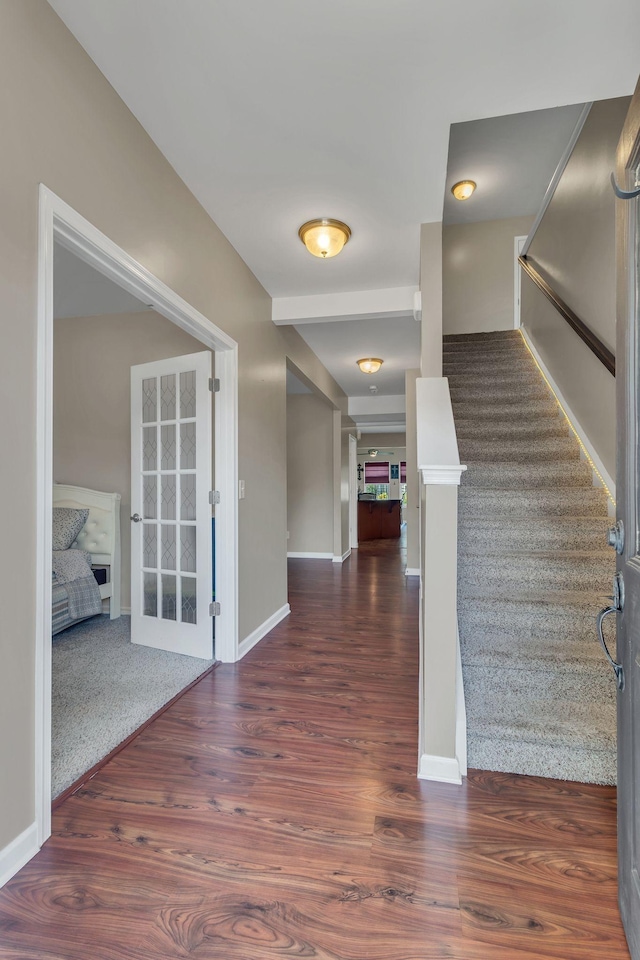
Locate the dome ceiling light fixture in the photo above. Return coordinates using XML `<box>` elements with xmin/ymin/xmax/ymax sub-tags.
<box><xmin>357</xmin><ymin>357</ymin><xmax>383</xmax><ymax>374</ymax></box>
<box><xmin>298</xmin><ymin>218</ymin><xmax>351</xmax><ymax>258</ymax></box>
<box><xmin>451</xmin><ymin>180</ymin><xmax>477</xmax><ymax>201</ymax></box>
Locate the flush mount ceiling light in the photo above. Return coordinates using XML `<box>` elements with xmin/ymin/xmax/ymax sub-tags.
<box><xmin>357</xmin><ymin>358</ymin><xmax>383</xmax><ymax>374</ymax></box>
<box><xmin>298</xmin><ymin>219</ymin><xmax>351</xmax><ymax>258</ymax></box>
<box><xmin>451</xmin><ymin>180</ymin><xmax>477</xmax><ymax>201</ymax></box>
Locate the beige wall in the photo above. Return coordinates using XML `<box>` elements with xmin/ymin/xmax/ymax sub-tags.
<box><xmin>443</xmin><ymin>215</ymin><xmax>534</xmax><ymax>335</ymax></box>
<box><xmin>286</xmin><ymin>394</ymin><xmax>334</xmax><ymax>554</ymax></box>
<box><xmin>522</xmin><ymin>97</ymin><xmax>630</xmax><ymax>479</ymax></box>
<box><xmin>0</xmin><ymin>2</ymin><xmax>336</xmax><ymax>853</ymax></box>
<box><xmin>53</xmin><ymin>311</ymin><xmax>208</xmax><ymax>611</ymax></box>
<box><xmin>420</xmin><ymin>222</ymin><xmax>443</xmax><ymax>376</ymax></box>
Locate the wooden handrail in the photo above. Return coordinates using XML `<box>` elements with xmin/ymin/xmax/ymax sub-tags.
<box><xmin>518</xmin><ymin>255</ymin><xmax>615</xmax><ymax>376</ymax></box>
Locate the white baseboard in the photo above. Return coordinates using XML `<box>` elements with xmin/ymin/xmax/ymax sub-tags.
<box><xmin>520</xmin><ymin>329</ymin><xmax>616</xmax><ymax>502</ymax></box>
<box><xmin>287</xmin><ymin>551</ymin><xmax>333</xmax><ymax>560</ymax></box>
<box><xmin>405</xmin><ymin>567</ymin><xmax>420</xmax><ymax>577</ymax></box>
<box><xmin>332</xmin><ymin>548</ymin><xmax>351</xmax><ymax>564</ymax></box>
<box><xmin>418</xmin><ymin>753</ymin><xmax>463</xmax><ymax>785</ymax></box>
<box><xmin>0</xmin><ymin>822</ymin><xmax>39</xmax><ymax>889</ymax></box>
<box><xmin>238</xmin><ymin>603</ymin><xmax>290</xmax><ymax>660</ymax></box>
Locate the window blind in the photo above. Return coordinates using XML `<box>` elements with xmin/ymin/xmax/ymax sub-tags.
<box><xmin>400</xmin><ymin>461</ymin><xmax>406</xmax><ymax>483</ymax></box>
<box><xmin>364</xmin><ymin>461</ymin><xmax>390</xmax><ymax>483</ymax></box>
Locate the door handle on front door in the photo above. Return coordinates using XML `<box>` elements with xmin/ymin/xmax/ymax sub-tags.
<box><xmin>130</xmin><ymin>513</ymin><xmax>142</xmax><ymax>522</ymax></box>
<box><xmin>596</xmin><ymin>571</ymin><xmax>625</xmax><ymax>690</ymax></box>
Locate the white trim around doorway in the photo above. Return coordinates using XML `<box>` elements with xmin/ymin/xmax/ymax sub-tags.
<box><xmin>35</xmin><ymin>185</ymin><xmax>239</xmax><ymax>851</ymax></box>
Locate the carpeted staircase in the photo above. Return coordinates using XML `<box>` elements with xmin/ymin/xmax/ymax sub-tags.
<box><xmin>445</xmin><ymin>329</ymin><xmax>617</xmax><ymax>784</ymax></box>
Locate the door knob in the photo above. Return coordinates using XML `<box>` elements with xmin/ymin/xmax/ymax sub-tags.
<box><xmin>130</xmin><ymin>513</ymin><xmax>142</xmax><ymax>523</ymax></box>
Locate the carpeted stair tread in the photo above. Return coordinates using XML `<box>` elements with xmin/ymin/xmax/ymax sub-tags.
<box><xmin>461</xmin><ymin>632</ymin><xmax>612</xmax><ymax>671</ymax></box>
<box><xmin>458</xmin><ymin>486</ymin><xmax>609</xmax><ymax>517</ymax></box>
<box><xmin>458</xmin><ymin>515</ymin><xmax>609</xmax><ymax>551</ymax></box>
<box><xmin>452</xmin><ymin>399</ymin><xmax>560</xmax><ymax>421</ymax></box>
<box><xmin>458</xmin><ymin>592</ymin><xmax>610</xmax><ymax>643</ymax></box>
<box><xmin>458</xmin><ymin>436</ymin><xmax>579</xmax><ymax>463</ymax></box>
<box><xmin>462</xmin><ymin>460</ymin><xmax>594</xmax><ymax>488</ymax></box>
<box><xmin>458</xmin><ymin>551</ymin><xmax>611</xmax><ymax>593</ymax></box>
<box><xmin>449</xmin><ymin>382</ymin><xmax>551</xmax><ymax>403</ymax></box>
<box><xmin>453</xmin><ymin>329</ymin><xmax>615</xmax><ymax>785</ymax></box>
<box><xmin>455</xmin><ymin>418</ymin><xmax>569</xmax><ymax>440</ymax></box>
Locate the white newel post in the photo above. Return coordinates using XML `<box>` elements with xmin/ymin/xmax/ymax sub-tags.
<box><xmin>416</xmin><ymin>378</ymin><xmax>467</xmax><ymax>784</ymax></box>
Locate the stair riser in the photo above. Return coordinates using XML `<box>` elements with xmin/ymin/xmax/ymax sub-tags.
<box><xmin>448</xmin><ymin>370</ymin><xmax>544</xmax><ymax>387</ymax></box>
<box><xmin>444</xmin><ymin>331</ymin><xmax>522</xmax><ymax>344</ymax></box>
<box><xmin>455</xmin><ymin>420</ymin><xmax>569</xmax><ymax>439</ymax></box>
<box><xmin>444</xmin><ymin>357</ymin><xmax>534</xmax><ymax>373</ymax></box>
<box><xmin>443</xmin><ymin>340</ymin><xmax>528</xmax><ymax>355</ymax></box>
<box><xmin>467</xmin><ymin>738</ymin><xmax>616</xmax><ymax>785</ymax></box>
<box><xmin>452</xmin><ymin>401</ymin><xmax>560</xmax><ymax>421</ymax></box>
<box><xmin>463</xmin><ymin>667</ymin><xmax>614</xmax><ymax>707</ymax></box>
<box><xmin>458</xmin><ymin>489</ymin><xmax>609</xmax><ymax>518</ymax></box>
<box><xmin>450</xmin><ymin>383</ymin><xmax>549</xmax><ymax>402</ymax></box>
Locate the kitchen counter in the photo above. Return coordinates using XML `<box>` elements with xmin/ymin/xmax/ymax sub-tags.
<box><xmin>357</xmin><ymin>499</ymin><xmax>401</xmax><ymax>541</ymax></box>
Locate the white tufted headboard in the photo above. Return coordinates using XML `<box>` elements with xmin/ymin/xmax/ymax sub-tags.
<box><xmin>53</xmin><ymin>484</ymin><xmax>121</xmax><ymax>618</ymax></box>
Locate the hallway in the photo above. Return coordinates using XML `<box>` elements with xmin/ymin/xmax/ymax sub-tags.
<box><xmin>0</xmin><ymin>540</ymin><xmax>628</xmax><ymax>958</ymax></box>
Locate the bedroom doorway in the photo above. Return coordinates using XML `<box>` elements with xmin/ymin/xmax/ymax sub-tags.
<box><xmin>37</xmin><ymin>186</ymin><xmax>239</xmax><ymax>845</ymax></box>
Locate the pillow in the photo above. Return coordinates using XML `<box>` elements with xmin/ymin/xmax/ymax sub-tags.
<box><xmin>52</xmin><ymin>549</ymin><xmax>94</xmax><ymax>585</ymax></box>
<box><xmin>52</xmin><ymin>507</ymin><xmax>89</xmax><ymax>551</ymax></box>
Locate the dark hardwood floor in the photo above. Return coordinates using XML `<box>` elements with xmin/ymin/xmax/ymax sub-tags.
<box><xmin>0</xmin><ymin>539</ymin><xmax>629</xmax><ymax>958</ymax></box>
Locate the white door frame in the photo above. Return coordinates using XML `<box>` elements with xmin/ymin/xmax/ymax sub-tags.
<box><xmin>513</xmin><ymin>235</ymin><xmax>528</xmax><ymax>328</ymax></box>
<box><xmin>36</xmin><ymin>184</ymin><xmax>239</xmax><ymax>845</ymax></box>
<box><xmin>349</xmin><ymin>435</ymin><xmax>358</xmax><ymax>549</ymax></box>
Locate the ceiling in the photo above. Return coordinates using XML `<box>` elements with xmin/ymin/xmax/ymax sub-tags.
<box><xmin>54</xmin><ymin>243</ymin><xmax>149</xmax><ymax>319</ymax></box>
<box><xmin>297</xmin><ymin>316</ymin><xmax>420</xmax><ymax>397</ymax></box>
<box><xmin>443</xmin><ymin>103</ymin><xmax>586</xmax><ymax>226</ymax></box>
<box><xmin>48</xmin><ymin>0</ymin><xmax>640</xmax><ymax>300</ymax></box>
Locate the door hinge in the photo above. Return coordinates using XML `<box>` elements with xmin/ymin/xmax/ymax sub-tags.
<box><xmin>209</xmin><ymin>601</ymin><xmax>221</xmax><ymax>616</ymax></box>
<box><xmin>209</xmin><ymin>490</ymin><xmax>221</xmax><ymax>505</ymax></box>
<box><xmin>209</xmin><ymin>377</ymin><xmax>220</xmax><ymax>393</ymax></box>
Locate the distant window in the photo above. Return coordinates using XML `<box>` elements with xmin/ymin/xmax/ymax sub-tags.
<box><xmin>400</xmin><ymin>461</ymin><xmax>406</xmax><ymax>483</ymax></box>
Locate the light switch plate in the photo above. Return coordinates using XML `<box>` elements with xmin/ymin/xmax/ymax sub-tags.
<box><xmin>238</xmin><ymin>479</ymin><xmax>245</xmax><ymax>500</ymax></box>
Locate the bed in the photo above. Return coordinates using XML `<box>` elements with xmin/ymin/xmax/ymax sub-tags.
<box><xmin>52</xmin><ymin>484</ymin><xmax>121</xmax><ymax>635</ymax></box>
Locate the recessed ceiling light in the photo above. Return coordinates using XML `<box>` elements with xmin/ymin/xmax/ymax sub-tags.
<box><xmin>451</xmin><ymin>180</ymin><xmax>476</xmax><ymax>201</ymax></box>
<box><xmin>298</xmin><ymin>219</ymin><xmax>351</xmax><ymax>258</ymax></box>
<box><xmin>357</xmin><ymin>358</ymin><xmax>383</xmax><ymax>374</ymax></box>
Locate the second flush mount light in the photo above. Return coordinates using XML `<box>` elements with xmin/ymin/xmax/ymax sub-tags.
<box><xmin>451</xmin><ymin>180</ymin><xmax>476</xmax><ymax>201</ymax></box>
<box><xmin>357</xmin><ymin>358</ymin><xmax>383</xmax><ymax>374</ymax></box>
<box><xmin>298</xmin><ymin>219</ymin><xmax>351</xmax><ymax>258</ymax></box>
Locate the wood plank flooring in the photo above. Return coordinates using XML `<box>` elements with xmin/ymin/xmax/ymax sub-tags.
<box><xmin>0</xmin><ymin>539</ymin><xmax>629</xmax><ymax>958</ymax></box>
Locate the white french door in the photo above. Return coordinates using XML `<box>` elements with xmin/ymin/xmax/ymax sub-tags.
<box><xmin>130</xmin><ymin>351</ymin><xmax>213</xmax><ymax>659</ymax></box>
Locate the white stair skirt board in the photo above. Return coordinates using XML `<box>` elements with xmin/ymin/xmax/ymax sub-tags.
<box><xmin>287</xmin><ymin>552</ymin><xmax>333</xmax><ymax>560</ymax></box>
<box><xmin>237</xmin><ymin>603</ymin><xmax>290</xmax><ymax>660</ymax></box>
<box><xmin>418</xmin><ymin>753</ymin><xmax>463</xmax><ymax>785</ymax></box>
<box><xmin>332</xmin><ymin>548</ymin><xmax>351</xmax><ymax>564</ymax></box>
<box><xmin>0</xmin><ymin>822</ymin><xmax>39</xmax><ymax>889</ymax></box>
<box><xmin>405</xmin><ymin>567</ymin><xmax>420</xmax><ymax>577</ymax></box>
<box><xmin>456</xmin><ymin>628</ymin><xmax>468</xmax><ymax>778</ymax></box>
<box><xmin>520</xmin><ymin>329</ymin><xmax>616</xmax><ymax>503</ymax></box>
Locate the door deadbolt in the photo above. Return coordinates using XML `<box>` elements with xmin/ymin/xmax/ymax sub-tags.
<box><xmin>607</xmin><ymin>519</ymin><xmax>624</xmax><ymax>555</ymax></box>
